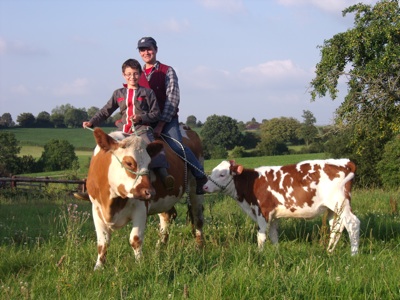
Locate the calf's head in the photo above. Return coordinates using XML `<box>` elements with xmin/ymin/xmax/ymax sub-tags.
<box><xmin>203</xmin><ymin>160</ymin><xmax>243</xmax><ymax>193</ymax></box>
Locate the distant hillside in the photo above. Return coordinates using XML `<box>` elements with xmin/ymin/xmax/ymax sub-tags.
<box><xmin>2</xmin><ymin>128</ymin><xmax>114</xmax><ymax>150</ymax></box>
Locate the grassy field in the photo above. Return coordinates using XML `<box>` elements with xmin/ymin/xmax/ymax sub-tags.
<box><xmin>3</xmin><ymin>127</ymin><xmax>115</xmax><ymax>150</ymax></box>
<box><xmin>2</xmin><ymin>128</ymin><xmax>398</xmax><ymax>298</ymax></box>
<box><xmin>0</xmin><ymin>188</ymin><xmax>399</xmax><ymax>299</ymax></box>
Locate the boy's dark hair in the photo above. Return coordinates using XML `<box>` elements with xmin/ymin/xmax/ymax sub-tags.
<box><xmin>122</xmin><ymin>59</ymin><xmax>142</xmax><ymax>74</ymax></box>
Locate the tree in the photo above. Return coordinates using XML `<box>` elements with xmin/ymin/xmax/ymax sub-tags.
<box><xmin>259</xmin><ymin>117</ymin><xmax>301</xmax><ymax>146</ymax></box>
<box><xmin>64</xmin><ymin>108</ymin><xmax>88</xmax><ymax>128</ymax></box>
<box><xmin>38</xmin><ymin>139</ymin><xmax>79</xmax><ymax>171</ymax></box>
<box><xmin>0</xmin><ymin>132</ymin><xmax>22</xmax><ymax>175</ymax></box>
<box><xmin>50</xmin><ymin>112</ymin><xmax>65</xmax><ymax>128</ymax></box>
<box><xmin>0</xmin><ymin>113</ymin><xmax>14</xmax><ymax>127</ymax></box>
<box><xmin>200</xmin><ymin>115</ymin><xmax>243</xmax><ymax>153</ymax></box>
<box><xmin>36</xmin><ymin>111</ymin><xmax>52</xmax><ymax>128</ymax></box>
<box><xmin>186</xmin><ymin>115</ymin><xmax>197</xmax><ymax>128</ymax></box>
<box><xmin>298</xmin><ymin>110</ymin><xmax>318</xmax><ymax>146</ymax></box>
<box><xmin>377</xmin><ymin>135</ymin><xmax>400</xmax><ymax>188</ymax></box>
<box><xmin>309</xmin><ymin>0</ymin><xmax>400</xmax><ymax>186</ymax></box>
<box><xmin>87</xmin><ymin>106</ymin><xmax>99</xmax><ymax>120</ymax></box>
<box><xmin>17</xmin><ymin>112</ymin><xmax>35</xmax><ymax>127</ymax></box>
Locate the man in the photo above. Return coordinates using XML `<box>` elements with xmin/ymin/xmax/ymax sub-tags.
<box><xmin>137</xmin><ymin>37</ymin><xmax>207</xmax><ymax>194</ymax></box>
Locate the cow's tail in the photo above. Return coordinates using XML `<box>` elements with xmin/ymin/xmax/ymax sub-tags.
<box><xmin>341</xmin><ymin>160</ymin><xmax>356</xmax><ymax>186</ymax></box>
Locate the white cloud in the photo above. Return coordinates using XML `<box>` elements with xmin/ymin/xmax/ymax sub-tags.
<box><xmin>53</xmin><ymin>78</ymin><xmax>90</xmax><ymax>97</ymax></box>
<box><xmin>198</xmin><ymin>0</ymin><xmax>245</xmax><ymax>13</ymax></box>
<box><xmin>0</xmin><ymin>37</ymin><xmax>6</xmax><ymax>54</ymax></box>
<box><xmin>0</xmin><ymin>38</ymin><xmax>48</xmax><ymax>56</ymax></box>
<box><xmin>163</xmin><ymin>18</ymin><xmax>190</xmax><ymax>33</ymax></box>
<box><xmin>277</xmin><ymin>0</ymin><xmax>379</xmax><ymax>14</ymax></box>
<box><xmin>240</xmin><ymin>60</ymin><xmax>309</xmax><ymax>87</ymax></box>
<box><xmin>10</xmin><ymin>84</ymin><xmax>29</xmax><ymax>95</ymax></box>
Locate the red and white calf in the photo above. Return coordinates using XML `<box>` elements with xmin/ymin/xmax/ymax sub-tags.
<box><xmin>203</xmin><ymin>159</ymin><xmax>360</xmax><ymax>255</ymax></box>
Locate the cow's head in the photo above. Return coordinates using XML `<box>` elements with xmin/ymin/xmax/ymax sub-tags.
<box><xmin>203</xmin><ymin>160</ymin><xmax>243</xmax><ymax>193</ymax></box>
<box><xmin>90</xmin><ymin>128</ymin><xmax>163</xmax><ymax>200</ymax></box>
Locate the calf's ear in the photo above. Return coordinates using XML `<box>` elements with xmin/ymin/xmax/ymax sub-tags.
<box><xmin>146</xmin><ymin>140</ymin><xmax>164</xmax><ymax>158</ymax></box>
<box><xmin>231</xmin><ymin>164</ymin><xmax>244</xmax><ymax>175</ymax></box>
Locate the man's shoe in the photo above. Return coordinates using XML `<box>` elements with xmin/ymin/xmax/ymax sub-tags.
<box><xmin>73</xmin><ymin>192</ymin><xmax>90</xmax><ymax>201</ymax></box>
<box><xmin>195</xmin><ymin>176</ymin><xmax>208</xmax><ymax>195</ymax></box>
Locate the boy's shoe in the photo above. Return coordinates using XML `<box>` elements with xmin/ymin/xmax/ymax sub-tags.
<box><xmin>73</xmin><ymin>192</ymin><xmax>90</xmax><ymax>201</ymax></box>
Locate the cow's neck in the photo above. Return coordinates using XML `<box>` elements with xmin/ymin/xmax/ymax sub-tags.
<box><xmin>232</xmin><ymin>169</ymin><xmax>259</xmax><ymax>205</ymax></box>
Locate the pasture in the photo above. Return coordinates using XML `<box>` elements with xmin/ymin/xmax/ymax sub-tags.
<box><xmin>2</xmin><ymin>128</ymin><xmax>399</xmax><ymax>298</ymax></box>
<box><xmin>0</xmin><ymin>187</ymin><xmax>399</xmax><ymax>299</ymax></box>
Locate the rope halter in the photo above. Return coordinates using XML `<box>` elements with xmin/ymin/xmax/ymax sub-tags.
<box><xmin>111</xmin><ymin>153</ymin><xmax>150</xmax><ymax>187</ymax></box>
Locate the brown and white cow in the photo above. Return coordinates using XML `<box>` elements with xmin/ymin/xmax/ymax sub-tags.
<box><xmin>86</xmin><ymin>127</ymin><xmax>205</xmax><ymax>270</ymax></box>
<box><xmin>203</xmin><ymin>159</ymin><xmax>360</xmax><ymax>255</ymax></box>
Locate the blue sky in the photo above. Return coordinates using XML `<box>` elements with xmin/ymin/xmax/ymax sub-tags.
<box><xmin>0</xmin><ymin>0</ymin><xmax>378</xmax><ymax>125</ymax></box>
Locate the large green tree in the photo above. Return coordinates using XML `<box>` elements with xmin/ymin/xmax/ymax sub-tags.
<box><xmin>309</xmin><ymin>0</ymin><xmax>400</xmax><ymax>186</ymax></box>
<box><xmin>64</xmin><ymin>108</ymin><xmax>88</xmax><ymax>128</ymax></box>
<box><xmin>17</xmin><ymin>112</ymin><xmax>35</xmax><ymax>127</ymax></box>
<box><xmin>0</xmin><ymin>113</ymin><xmax>14</xmax><ymax>127</ymax></box>
<box><xmin>257</xmin><ymin>117</ymin><xmax>300</xmax><ymax>155</ymax></box>
<box><xmin>36</xmin><ymin>111</ymin><xmax>52</xmax><ymax>128</ymax></box>
<box><xmin>201</xmin><ymin>115</ymin><xmax>243</xmax><ymax>158</ymax></box>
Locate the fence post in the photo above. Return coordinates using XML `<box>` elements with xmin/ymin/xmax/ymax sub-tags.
<box><xmin>82</xmin><ymin>178</ymin><xmax>87</xmax><ymax>192</ymax></box>
<box><xmin>11</xmin><ymin>175</ymin><xmax>17</xmax><ymax>189</ymax></box>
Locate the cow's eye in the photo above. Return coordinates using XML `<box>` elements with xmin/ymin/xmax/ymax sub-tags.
<box><xmin>123</xmin><ymin>159</ymin><xmax>136</xmax><ymax>170</ymax></box>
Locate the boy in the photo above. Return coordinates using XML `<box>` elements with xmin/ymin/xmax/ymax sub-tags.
<box><xmin>74</xmin><ymin>59</ymin><xmax>174</xmax><ymax>200</ymax></box>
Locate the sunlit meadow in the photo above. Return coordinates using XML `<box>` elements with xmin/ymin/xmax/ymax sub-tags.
<box><xmin>0</xmin><ymin>187</ymin><xmax>399</xmax><ymax>299</ymax></box>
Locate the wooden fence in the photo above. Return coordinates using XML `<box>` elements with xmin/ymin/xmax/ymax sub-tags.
<box><xmin>0</xmin><ymin>176</ymin><xmax>86</xmax><ymax>193</ymax></box>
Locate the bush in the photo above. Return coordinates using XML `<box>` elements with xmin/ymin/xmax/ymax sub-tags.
<box><xmin>377</xmin><ymin>135</ymin><xmax>400</xmax><ymax>188</ymax></box>
<box><xmin>38</xmin><ymin>139</ymin><xmax>79</xmax><ymax>171</ymax></box>
<box><xmin>229</xmin><ymin>146</ymin><xmax>246</xmax><ymax>159</ymax></box>
<box><xmin>210</xmin><ymin>146</ymin><xmax>228</xmax><ymax>159</ymax></box>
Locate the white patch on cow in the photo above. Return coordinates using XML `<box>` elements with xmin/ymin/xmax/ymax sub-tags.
<box><xmin>106</xmin><ymin>136</ymin><xmax>152</xmax><ymax>198</ymax></box>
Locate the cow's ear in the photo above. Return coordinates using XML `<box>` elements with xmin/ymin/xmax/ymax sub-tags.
<box><xmin>146</xmin><ymin>140</ymin><xmax>163</xmax><ymax>158</ymax></box>
<box><xmin>231</xmin><ymin>164</ymin><xmax>244</xmax><ymax>175</ymax></box>
<box><xmin>94</xmin><ymin>127</ymin><xmax>118</xmax><ymax>151</ymax></box>
<box><xmin>236</xmin><ymin>165</ymin><xmax>244</xmax><ymax>175</ymax></box>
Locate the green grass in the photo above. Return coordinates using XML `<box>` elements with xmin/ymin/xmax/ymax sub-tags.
<box><xmin>0</xmin><ymin>188</ymin><xmax>399</xmax><ymax>299</ymax></box>
<box><xmin>2</xmin><ymin>127</ymin><xmax>114</xmax><ymax>150</ymax></box>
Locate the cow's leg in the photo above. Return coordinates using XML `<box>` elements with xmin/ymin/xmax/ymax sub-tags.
<box><xmin>187</xmin><ymin>187</ymin><xmax>205</xmax><ymax>247</ymax></box>
<box><xmin>256</xmin><ymin>216</ymin><xmax>269</xmax><ymax>249</ymax></box>
<box><xmin>327</xmin><ymin>208</ymin><xmax>346</xmax><ymax>254</ymax></box>
<box><xmin>268</xmin><ymin>219</ymin><xmax>279</xmax><ymax>245</ymax></box>
<box><xmin>342</xmin><ymin>207</ymin><xmax>360</xmax><ymax>255</ymax></box>
<box><xmin>92</xmin><ymin>207</ymin><xmax>111</xmax><ymax>271</ymax></box>
<box><xmin>129</xmin><ymin>202</ymin><xmax>148</xmax><ymax>260</ymax></box>
<box><xmin>158</xmin><ymin>206</ymin><xmax>177</xmax><ymax>245</ymax></box>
